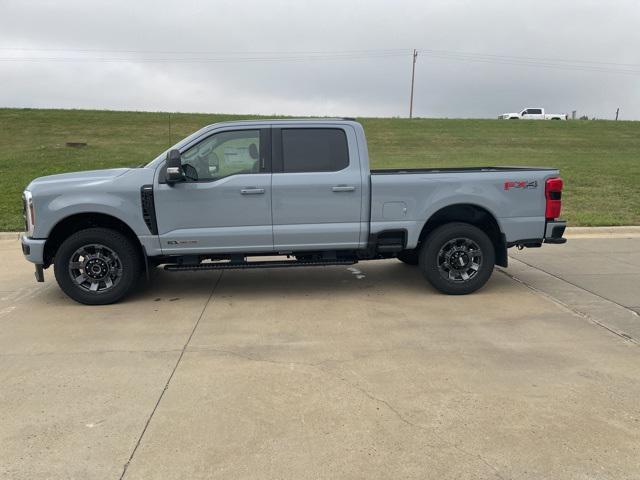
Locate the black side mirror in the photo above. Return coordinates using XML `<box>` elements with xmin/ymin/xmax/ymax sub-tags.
<box><xmin>165</xmin><ymin>149</ymin><xmax>184</xmax><ymax>184</ymax></box>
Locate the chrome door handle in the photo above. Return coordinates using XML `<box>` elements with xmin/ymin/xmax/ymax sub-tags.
<box><xmin>240</xmin><ymin>187</ymin><xmax>265</xmax><ymax>195</ymax></box>
<box><xmin>332</xmin><ymin>185</ymin><xmax>355</xmax><ymax>192</ymax></box>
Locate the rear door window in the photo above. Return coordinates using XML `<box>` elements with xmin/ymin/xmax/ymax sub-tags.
<box><xmin>281</xmin><ymin>128</ymin><xmax>349</xmax><ymax>173</ymax></box>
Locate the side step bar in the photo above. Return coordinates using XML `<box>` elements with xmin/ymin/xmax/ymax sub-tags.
<box><xmin>164</xmin><ymin>258</ymin><xmax>357</xmax><ymax>272</ymax></box>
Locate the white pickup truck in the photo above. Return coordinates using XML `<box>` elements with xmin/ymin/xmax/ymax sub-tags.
<box><xmin>499</xmin><ymin>108</ymin><xmax>567</xmax><ymax>120</ymax></box>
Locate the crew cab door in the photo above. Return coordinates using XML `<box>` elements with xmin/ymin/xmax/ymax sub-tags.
<box><xmin>271</xmin><ymin>125</ymin><xmax>364</xmax><ymax>250</ymax></box>
<box><xmin>523</xmin><ymin>108</ymin><xmax>544</xmax><ymax>119</ymax></box>
<box><xmin>153</xmin><ymin>127</ymin><xmax>273</xmax><ymax>254</ymax></box>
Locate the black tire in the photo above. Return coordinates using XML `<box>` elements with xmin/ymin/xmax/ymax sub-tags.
<box><xmin>397</xmin><ymin>250</ymin><xmax>419</xmax><ymax>265</ymax></box>
<box><xmin>54</xmin><ymin>228</ymin><xmax>142</xmax><ymax>305</ymax></box>
<box><xmin>419</xmin><ymin>222</ymin><xmax>495</xmax><ymax>295</ymax></box>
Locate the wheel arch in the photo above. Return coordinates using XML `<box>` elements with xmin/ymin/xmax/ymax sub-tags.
<box><xmin>417</xmin><ymin>203</ymin><xmax>507</xmax><ymax>267</ymax></box>
<box><xmin>43</xmin><ymin>213</ymin><xmax>144</xmax><ymax>267</ymax></box>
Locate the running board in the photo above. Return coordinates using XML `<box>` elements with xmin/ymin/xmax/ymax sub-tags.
<box><xmin>164</xmin><ymin>259</ymin><xmax>357</xmax><ymax>272</ymax></box>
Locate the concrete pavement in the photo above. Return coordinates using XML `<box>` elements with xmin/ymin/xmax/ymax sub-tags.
<box><xmin>1</xmin><ymin>234</ymin><xmax>639</xmax><ymax>479</ymax></box>
<box><xmin>512</xmin><ymin>237</ymin><xmax>640</xmax><ymax>312</ymax></box>
<box><xmin>509</xmin><ymin>234</ymin><xmax>640</xmax><ymax>343</ymax></box>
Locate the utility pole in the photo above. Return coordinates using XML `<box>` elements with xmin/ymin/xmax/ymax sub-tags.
<box><xmin>409</xmin><ymin>49</ymin><xmax>418</xmax><ymax>118</ymax></box>
<box><xmin>615</xmin><ymin>107</ymin><xmax>620</xmax><ymax>121</ymax></box>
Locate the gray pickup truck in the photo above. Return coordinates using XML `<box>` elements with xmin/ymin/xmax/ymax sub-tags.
<box><xmin>21</xmin><ymin>119</ymin><xmax>566</xmax><ymax>304</ymax></box>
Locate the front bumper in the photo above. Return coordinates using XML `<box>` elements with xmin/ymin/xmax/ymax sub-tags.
<box><xmin>544</xmin><ymin>220</ymin><xmax>567</xmax><ymax>244</ymax></box>
<box><xmin>21</xmin><ymin>234</ymin><xmax>47</xmax><ymax>282</ymax></box>
<box><xmin>20</xmin><ymin>234</ymin><xmax>46</xmax><ymax>264</ymax></box>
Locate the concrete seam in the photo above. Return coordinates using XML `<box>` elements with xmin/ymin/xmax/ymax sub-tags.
<box><xmin>498</xmin><ymin>265</ymin><xmax>638</xmax><ymax>346</ymax></box>
<box><xmin>511</xmin><ymin>257</ymin><xmax>640</xmax><ymax>319</ymax></box>
<box><xmin>118</xmin><ymin>271</ymin><xmax>224</xmax><ymax>480</ymax></box>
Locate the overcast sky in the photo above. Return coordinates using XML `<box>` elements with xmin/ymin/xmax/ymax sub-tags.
<box><xmin>1</xmin><ymin>0</ymin><xmax>639</xmax><ymax>119</ymax></box>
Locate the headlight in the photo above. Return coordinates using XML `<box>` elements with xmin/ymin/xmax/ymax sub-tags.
<box><xmin>23</xmin><ymin>190</ymin><xmax>35</xmax><ymax>236</ymax></box>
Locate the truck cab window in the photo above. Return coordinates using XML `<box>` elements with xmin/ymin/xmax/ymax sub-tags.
<box><xmin>281</xmin><ymin>128</ymin><xmax>349</xmax><ymax>173</ymax></box>
<box><xmin>181</xmin><ymin>129</ymin><xmax>261</xmax><ymax>181</ymax></box>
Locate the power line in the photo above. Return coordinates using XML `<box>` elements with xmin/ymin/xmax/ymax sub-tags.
<box><xmin>0</xmin><ymin>46</ymin><xmax>410</xmax><ymax>56</ymax></box>
<box><xmin>1</xmin><ymin>45</ymin><xmax>637</xmax><ymax>68</ymax></box>
<box><xmin>416</xmin><ymin>51</ymin><xmax>640</xmax><ymax>76</ymax></box>
<box><xmin>416</xmin><ymin>48</ymin><xmax>640</xmax><ymax>68</ymax></box>
<box><xmin>0</xmin><ymin>46</ymin><xmax>638</xmax><ymax>75</ymax></box>
<box><xmin>0</xmin><ymin>51</ymin><xmax>410</xmax><ymax>64</ymax></box>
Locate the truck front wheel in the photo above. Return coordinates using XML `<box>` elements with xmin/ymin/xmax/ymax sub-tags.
<box><xmin>54</xmin><ymin>227</ymin><xmax>142</xmax><ymax>305</ymax></box>
<box><xmin>419</xmin><ymin>222</ymin><xmax>495</xmax><ymax>295</ymax></box>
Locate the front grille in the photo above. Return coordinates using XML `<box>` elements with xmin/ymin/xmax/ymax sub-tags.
<box><xmin>140</xmin><ymin>185</ymin><xmax>158</xmax><ymax>235</ymax></box>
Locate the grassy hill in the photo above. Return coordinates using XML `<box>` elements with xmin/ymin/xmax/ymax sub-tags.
<box><xmin>1</xmin><ymin>108</ymin><xmax>639</xmax><ymax>230</ymax></box>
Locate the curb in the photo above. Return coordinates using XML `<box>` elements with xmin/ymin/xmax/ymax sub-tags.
<box><xmin>565</xmin><ymin>226</ymin><xmax>640</xmax><ymax>238</ymax></box>
<box><xmin>0</xmin><ymin>232</ymin><xmax>20</xmax><ymax>240</ymax></box>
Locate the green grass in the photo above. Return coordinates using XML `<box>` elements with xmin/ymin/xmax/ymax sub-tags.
<box><xmin>1</xmin><ymin>108</ymin><xmax>639</xmax><ymax>230</ymax></box>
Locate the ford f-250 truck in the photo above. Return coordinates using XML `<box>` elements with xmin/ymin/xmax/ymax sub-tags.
<box><xmin>20</xmin><ymin>119</ymin><xmax>566</xmax><ymax>304</ymax></box>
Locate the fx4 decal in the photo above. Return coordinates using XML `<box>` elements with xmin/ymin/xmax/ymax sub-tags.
<box><xmin>504</xmin><ymin>180</ymin><xmax>538</xmax><ymax>191</ymax></box>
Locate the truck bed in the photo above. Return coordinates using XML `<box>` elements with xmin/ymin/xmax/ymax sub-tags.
<box><xmin>369</xmin><ymin>165</ymin><xmax>560</xmax><ymax>247</ymax></box>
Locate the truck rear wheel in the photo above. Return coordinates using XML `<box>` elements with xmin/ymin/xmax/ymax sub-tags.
<box><xmin>54</xmin><ymin>227</ymin><xmax>141</xmax><ymax>305</ymax></box>
<box><xmin>419</xmin><ymin>222</ymin><xmax>495</xmax><ymax>295</ymax></box>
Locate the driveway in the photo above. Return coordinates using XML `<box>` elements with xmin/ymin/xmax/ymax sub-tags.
<box><xmin>1</xmin><ymin>233</ymin><xmax>639</xmax><ymax>480</ymax></box>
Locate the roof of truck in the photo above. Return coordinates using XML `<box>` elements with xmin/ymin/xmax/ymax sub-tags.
<box><xmin>207</xmin><ymin>117</ymin><xmax>358</xmax><ymax>125</ymax></box>
<box><xmin>194</xmin><ymin>117</ymin><xmax>362</xmax><ymax>134</ymax></box>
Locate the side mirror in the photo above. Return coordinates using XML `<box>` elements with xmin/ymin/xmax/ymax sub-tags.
<box><xmin>165</xmin><ymin>149</ymin><xmax>184</xmax><ymax>184</ymax></box>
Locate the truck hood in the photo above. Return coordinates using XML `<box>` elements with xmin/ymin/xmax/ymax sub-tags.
<box><xmin>26</xmin><ymin>168</ymin><xmax>132</xmax><ymax>192</ymax></box>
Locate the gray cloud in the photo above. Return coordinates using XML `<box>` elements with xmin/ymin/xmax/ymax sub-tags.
<box><xmin>1</xmin><ymin>0</ymin><xmax>638</xmax><ymax>119</ymax></box>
